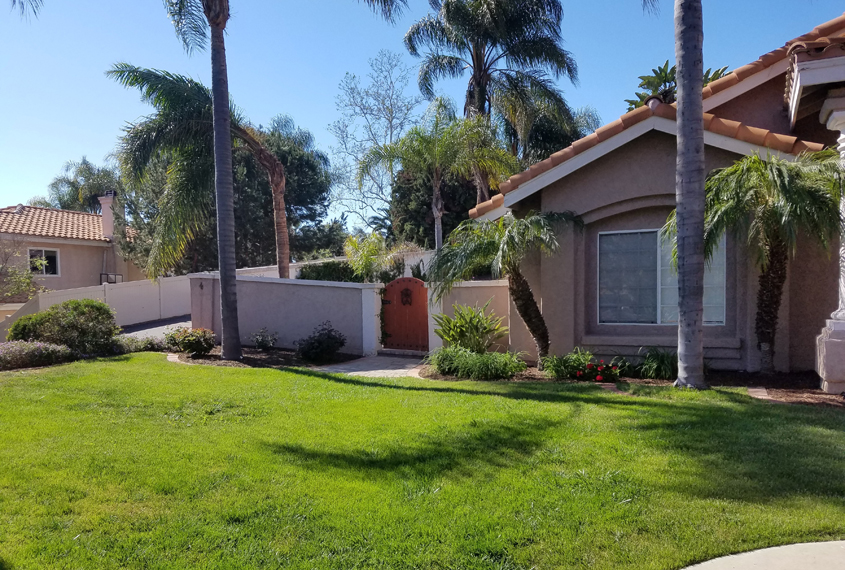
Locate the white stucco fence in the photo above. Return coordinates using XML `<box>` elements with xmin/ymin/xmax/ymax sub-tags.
<box><xmin>190</xmin><ymin>273</ymin><xmax>384</xmax><ymax>356</ymax></box>
<box><xmin>1</xmin><ymin>276</ymin><xmax>191</xmax><ymax>337</ymax></box>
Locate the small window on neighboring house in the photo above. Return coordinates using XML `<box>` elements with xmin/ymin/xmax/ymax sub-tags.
<box><xmin>29</xmin><ymin>249</ymin><xmax>59</xmax><ymax>276</ymax></box>
<box><xmin>598</xmin><ymin>231</ymin><xmax>726</xmax><ymax>325</ymax></box>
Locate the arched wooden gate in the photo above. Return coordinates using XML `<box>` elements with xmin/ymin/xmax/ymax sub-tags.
<box><xmin>382</xmin><ymin>277</ymin><xmax>429</xmax><ymax>352</ymax></box>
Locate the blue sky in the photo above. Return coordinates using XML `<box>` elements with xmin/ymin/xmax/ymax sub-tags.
<box><xmin>0</xmin><ymin>0</ymin><xmax>842</xmax><ymax>216</ymax></box>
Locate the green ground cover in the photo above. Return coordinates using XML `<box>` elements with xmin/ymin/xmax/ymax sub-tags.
<box><xmin>1</xmin><ymin>353</ymin><xmax>843</xmax><ymax>569</ymax></box>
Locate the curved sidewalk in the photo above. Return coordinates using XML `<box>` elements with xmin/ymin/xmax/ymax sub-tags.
<box><xmin>683</xmin><ymin>541</ymin><xmax>845</xmax><ymax>569</ymax></box>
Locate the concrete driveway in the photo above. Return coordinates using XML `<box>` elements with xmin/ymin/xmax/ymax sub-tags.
<box><xmin>121</xmin><ymin>315</ymin><xmax>191</xmax><ymax>339</ymax></box>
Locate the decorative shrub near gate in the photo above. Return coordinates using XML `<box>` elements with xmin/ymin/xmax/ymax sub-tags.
<box><xmin>295</xmin><ymin>321</ymin><xmax>347</xmax><ymax>362</ymax></box>
<box><xmin>433</xmin><ymin>302</ymin><xmax>508</xmax><ymax>353</ymax></box>
<box><xmin>427</xmin><ymin>346</ymin><xmax>526</xmax><ymax>380</ymax></box>
<box><xmin>543</xmin><ymin>348</ymin><xmax>622</xmax><ymax>382</ymax></box>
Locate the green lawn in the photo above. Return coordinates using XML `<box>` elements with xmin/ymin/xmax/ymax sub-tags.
<box><xmin>1</xmin><ymin>354</ymin><xmax>844</xmax><ymax>569</ymax></box>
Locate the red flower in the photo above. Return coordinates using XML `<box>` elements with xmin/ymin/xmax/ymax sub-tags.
<box><xmin>612</xmin><ymin>366</ymin><xmax>618</xmax><ymax>370</ymax></box>
<box><xmin>598</xmin><ymin>366</ymin><xmax>604</xmax><ymax>371</ymax></box>
<box><xmin>576</xmin><ymin>371</ymin><xmax>582</xmax><ymax>377</ymax></box>
<box><xmin>600</xmin><ymin>360</ymin><xmax>605</xmax><ymax>363</ymax></box>
<box><xmin>596</xmin><ymin>375</ymin><xmax>604</xmax><ymax>381</ymax></box>
<box><xmin>586</xmin><ymin>363</ymin><xmax>594</xmax><ymax>369</ymax></box>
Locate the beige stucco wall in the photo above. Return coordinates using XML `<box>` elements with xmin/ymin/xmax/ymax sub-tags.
<box><xmin>190</xmin><ymin>274</ymin><xmax>382</xmax><ymax>355</ymax></box>
<box><xmin>507</xmin><ymin>130</ymin><xmax>838</xmax><ymax>371</ymax></box>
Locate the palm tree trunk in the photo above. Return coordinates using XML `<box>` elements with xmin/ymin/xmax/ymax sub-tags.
<box><xmin>272</xmin><ymin>179</ymin><xmax>290</xmax><ymax>278</ymax></box>
<box><xmin>507</xmin><ymin>269</ymin><xmax>550</xmax><ymax>369</ymax></box>
<box><xmin>756</xmin><ymin>240</ymin><xmax>788</xmax><ymax>374</ymax></box>
<box><xmin>432</xmin><ymin>170</ymin><xmax>444</xmax><ymax>250</ymax></box>
<box><xmin>472</xmin><ymin>163</ymin><xmax>490</xmax><ymax>204</ymax></box>
<box><xmin>209</xmin><ymin>23</ymin><xmax>241</xmax><ymax>360</ymax></box>
<box><xmin>673</xmin><ymin>0</ymin><xmax>706</xmax><ymax>388</ymax></box>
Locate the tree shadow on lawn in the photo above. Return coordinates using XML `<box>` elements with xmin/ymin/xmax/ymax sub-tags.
<box><xmin>280</xmin><ymin>368</ymin><xmax>845</xmax><ymax>506</ymax></box>
<box><xmin>264</xmin><ymin>414</ymin><xmax>568</xmax><ymax>481</ymax></box>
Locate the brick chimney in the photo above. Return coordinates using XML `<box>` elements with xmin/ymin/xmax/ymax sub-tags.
<box><xmin>98</xmin><ymin>190</ymin><xmax>117</xmax><ymax>241</ymax></box>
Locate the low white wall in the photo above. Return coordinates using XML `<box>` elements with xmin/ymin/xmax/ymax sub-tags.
<box><xmin>189</xmin><ymin>273</ymin><xmax>383</xmax><ymax>355</ymax></box>
<box><xmin>1</xmin><ymin>276</ymin><xmax>191</xmax><ymax>336</ymax></box>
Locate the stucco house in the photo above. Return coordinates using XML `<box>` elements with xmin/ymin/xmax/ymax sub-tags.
<box><xmin>0</xmin><ymin>193</ymin><xmax>145</xmax><ymax>315</ymax></box>
<box><xmin>469</xmin><ymin>13</ymin><xmax>845</xmax><ymax>380</ymax></box>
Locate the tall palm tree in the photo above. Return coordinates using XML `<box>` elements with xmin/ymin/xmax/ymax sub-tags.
<box><xmin>162</xmin><ymin>0</ymin><xmax>407</xmax><ymax>360</ymax></box>
<box><xmin>109</xmin><ymin>64</ymin><xmax>293</xmax><ymax>279</ymax></box>
<box><xmin>359</xmin><ymin>99</ymin><xmax>517</xmax><ymax>249</ymax></box>
<box><xmin>697</xmin><ymin>151</ymin><xmax>842</xmax><ymax>374</ymax></box>
<box><xmin>42</xmin><ymin>157</ymin><xmax>121</xmax><ymax>214</ymax></box>
<box><xmin>673</xmin><ymin>0</ymin><xmax>706</xmax><ymax>387</ymax></box>
<box><xmin>427</xmin><ymin>211</ymin><xmax>580</xmax><ymax>366</ymax></box>
<box><xmin>405</xmin><ymin>0</ymin><xmax>577</xmax><ymax>119</ymax></box>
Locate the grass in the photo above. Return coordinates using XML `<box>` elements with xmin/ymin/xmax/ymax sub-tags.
<box><xmin>0</xmin><ymin>354</ymin><xmax>844</xmax><ymax>569</ymax></box>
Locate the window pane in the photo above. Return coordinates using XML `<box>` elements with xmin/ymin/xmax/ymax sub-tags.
<box><xmin>44</xmin><ymin>250</ymin><xmax>58</xmax><ymax>275</ymax></box>
<box><xmin>658</xmin><ymin>235</ymin><xmax>726</xmax><ymax>325</ymax></box>
<box><xmin>599</xmin><ymin>232</ymin><xmax>657</xmax><ymax>323</ymax></box>
<box><xmin>29</xmin><ymin>250</ymin><xmax>44</xmax><ymax>274</ymax></box>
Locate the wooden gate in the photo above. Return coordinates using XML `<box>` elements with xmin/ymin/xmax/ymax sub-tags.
<box><xmin>382</xmin><ymin>277</ymin><xmax>429</xmax><ymax>352</ymax></box>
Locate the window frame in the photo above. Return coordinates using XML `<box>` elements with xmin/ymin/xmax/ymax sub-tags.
<box><xmin>596</xmin><ymin>229</ymin><xmax>726</xmax><ymax>326</ymax></box>
<box><xmin>28</xmin><ymin>248</ymin><xmax>61</xmax><ymax>277</ymax></box>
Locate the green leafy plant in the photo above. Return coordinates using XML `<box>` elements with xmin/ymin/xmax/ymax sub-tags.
<box><xmin>427</xmin><ymin>346</ymin><xmax>526</xmax><ymax>380</ymax></box>
<box><xmin>297</xmin><ymin>261</ymin><xmax>360</xmax><ymax>283</ymax></box>
<box><xmin>343</xmin><ymin>233</ymin><xmax>413</xmax><ymax>283</ymax></box>
<box><xmin>433</xmin><ymin>301</ymin><xmax>508</xmax><ymax>354</ymax></box>
<box><xmin>110</xmin><ymin>335</ymin><xmax>168</xmax><ymax>355</ymax></box>
<box><xmin>295</xmin><ymin>321</ymin><xmax>347</xmax><ymax>363</ymax></box>
<box><xmin>8</xmin><ymin>299</ymin><xmax>120</xmax><ymax>355</ymax></box>
<box><xmin>638</xmin><ymin>347</ymin><xmax>678</xmax><ymax>380</ymax></box>
<box><xmin>250</xmin><ymin>328</ymin><xmax>278</xmax><ymax>351</ymax></box>
<box><xmin>165</xmin><ymin>327</ymin><xmax>216</xmax><ymax>357</ymax></box>
<box><xmin>542</xmin><ymin>347</ymin><xmax>620</xmax><ymax>382</ymax></box>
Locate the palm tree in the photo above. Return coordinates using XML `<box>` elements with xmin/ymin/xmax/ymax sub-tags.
<box><xmin>358</xmin><ymin>99</ymin><xmax>516</xmax><ymax>249</ymax></box>
<box><xmin>162</xmin><ymin>0</ymin><xmax>407</xmax><ymax>360</ymax></box>
<box><xmin>404</xmin><ymin>0</ymin><xmax>577</xmax><ymax>119</ymax></box>
<box><xmin>674</xmin><ymin>0</ymin><xmax>706</xmax><ymax>388</ymax></box>
<box><xmin>427</xmin><ymin>211</ymin><xmax>580</xmax><ymax>367</ymax></box>
<box><xmin>33</xmin><ymin>158</ymin><xmax>121</xmax><ymax>213</ymax></box>
<box><xmin>695</xmin><ymin>151</ymin><xmax>842</xmax><ymax>374</ymax></box>
<box><xmin>9</xmin><ymin>0</ymin><xmax>41</xmax><ymax>17</ymax></box>
<box><xmin>108</xmin><ymin>64</ymin><xmax>292</xmax><ymax>279</ymax></box>
<box><xmin>624</xmin><ymin>60</ymin><xmax>728</xmax><ymax>110</ymax></box>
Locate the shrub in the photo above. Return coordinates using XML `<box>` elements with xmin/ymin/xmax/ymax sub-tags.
<box><xmin>164</xmin><ymin>327</ymin><xmax>215</xmax><ymax>357</ymax></box>
<box><xmin>542</xmin><ymin>347</ymin><xmax>620</xmax><ymax>382</ymax></box>
<box><xmin>427</xmin><ymin>346</ymin><xmax>526</xmax><ymax>381</ymax></box>
<box><xmin>298</xmin><ymin>261</ymin><xmax>361</xmax><ymax>283</ymax></box>
<box><xmin>8</xmin><ymin>299</ymin><xmax>120</xmax><ymax>355</ymax></box>
<box><xmin>0</xmin><ymin>341</ymin><xmax>77</xmax><ymax>371</ymax></box>
<box><xmin>295</xmin><ymin>321</ymin><xmax>346</xmax><ymax>362</ymax></box>
<box><xmin>111</xmin><ymin>335</ymin><xmax>167</xmax><ymax>355</ymax></box>
<box><xmin>250</xmin><ymin>327</ymin><xmax>278</xmax><ymax>351</ymax></box>
<box><xmin>638</xmin><ymin>347</ymin><xmax>678</xmax><ymax>380</ymax></box>
<box><xmin>433</xmin><ymin>301</ymin><xmax>509</xmax><ymax>354</ymax></box>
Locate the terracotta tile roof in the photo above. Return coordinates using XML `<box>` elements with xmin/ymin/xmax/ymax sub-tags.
<box><xmin>469</xmin><ymin>102</ymin><xmax>824</xmax><ymax>219</ymax></box>
<box><xmin>703</xmin><ymin>12</ymin><xmax>845</xmax><ymax>101</ymax></box>
<box><xmin>0</xmin><ymin>205</ymin><xmax>108</xmax><ymax>242</ymax></box>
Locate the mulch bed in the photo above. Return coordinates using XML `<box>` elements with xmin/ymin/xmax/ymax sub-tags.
<box><xmin>421</xmin><ymin>365</ymin><xmax>845</xmax><ymax>408</ymax></box>
<box><xmin>176</xmin><ymin>347</ymin><xmax>360</xmax><ymax>369</ymax></box>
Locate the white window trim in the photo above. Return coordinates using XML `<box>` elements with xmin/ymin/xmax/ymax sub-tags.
<box><xmin>28</xmin><ymin>248</ymin><xmax>61</xmax><ymax>277</ymax></box>
<box><xmin>596</xmin><ymin>229</ymin><xmax>726</xmax><ymax>326</ymax></box>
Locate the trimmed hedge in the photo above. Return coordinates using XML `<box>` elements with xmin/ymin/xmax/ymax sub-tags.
<box><xmin>297</xmin><ymin>261</ymin><xmax>360</xmax><ymax>283</ymax></box>
<box><xmin>164</xmin><ymin>327</ymin><xmax>215</xmax><ymax>357</ymax></box>
<box><xmin>0</xmin><ymin>341</ymin><xmax>77</xmax><ymax>371</ymax></box>
<box><xmin>7</xmin><ymin>299</ymin><xmax>120</xmax><ymax>355</ymax></box>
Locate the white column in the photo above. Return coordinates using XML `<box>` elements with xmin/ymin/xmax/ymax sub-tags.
<box><xmin>816</xmin><ymin>107</ymin><xmax>845</xmax><ymax>393</ymax></box>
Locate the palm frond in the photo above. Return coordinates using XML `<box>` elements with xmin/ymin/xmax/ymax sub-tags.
<box><xmin>359</xmin><ymin>0</ymin><xmax>408</xmax><ymax>23</ymax></box>
<box><xmin>10</xmin><ymin>0</ymin><xmax>42</xmax><ymax>18</ymax></box>
<box><xmin>162</xmin><ymin>0</ymin><xmax>208</xmax><ymax>53</ymax></box>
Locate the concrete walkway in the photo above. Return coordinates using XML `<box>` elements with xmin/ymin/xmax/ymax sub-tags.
<box><xmin>121</xmin><ymin>315</ymin><xmax>191</xmax><ymax>339</ymax></box>
<box><xmin>319</xmin><ymin>355</ymin><xmax>423</xmax><ymax>378</ymax></box>
<box><xmin>682</xmin><ymin>541</ymin><xmax>845</xmax><ymax>569</ymax></box>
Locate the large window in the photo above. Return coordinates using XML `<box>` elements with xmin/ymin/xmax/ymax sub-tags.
<box><xmin>29</xmin><ymin>248</ymin><xmax>59</xmax><ymax>276</ymax></box>
<box><xmin>598</xmin><ymin>230</ymin><xmax>725</xmax><ymax>325</ymax></box>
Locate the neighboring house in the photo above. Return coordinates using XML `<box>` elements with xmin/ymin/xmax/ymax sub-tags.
<box><xmin>0</xmin><ymin>193</ymin><xmax>145</xmax><ymax>309</ymax></box>
<box><xmin>470</xmin><ymin>14</ymin><xmax>845</xmax><ymax>374</ymax></box>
